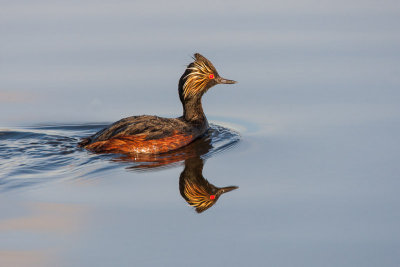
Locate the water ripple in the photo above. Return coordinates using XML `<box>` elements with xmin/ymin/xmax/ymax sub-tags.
<box><xmin>0</xmin><ymin>123</ymin><xmax>240</xmax><ymax>192</ymax></box>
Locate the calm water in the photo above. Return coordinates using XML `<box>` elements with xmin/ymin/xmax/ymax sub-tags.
<box><xmin>0</xmin><ymin>123</ymin><xmax>240</xmax><ymax>191</ymax></box>
<box><xmin>1</xmin><ymin>0</ymin><xmax>400</xmax><ymax>266</ymax></box>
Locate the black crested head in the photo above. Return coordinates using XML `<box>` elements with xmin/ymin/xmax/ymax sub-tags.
<box><xmin>178</xmin><ymin>53</ymin><xmax>236</xmax><ymax>103</ymax></box>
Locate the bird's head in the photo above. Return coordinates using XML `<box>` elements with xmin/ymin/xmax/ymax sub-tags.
<box><xmin>179</xmin><ymin>53</ymin><xmax>236</xmax><ymax>102</ymax></box>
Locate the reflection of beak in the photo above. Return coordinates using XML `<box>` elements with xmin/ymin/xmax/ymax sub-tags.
<box><xmin>220</xmin><ymin>186</ymin><xmax>239</xmax><ymax>194</ymax></box>
<box><xmin>216</xmin><ymin>77</ymin><xmax>237</xmax><ymax>84</ymax></box>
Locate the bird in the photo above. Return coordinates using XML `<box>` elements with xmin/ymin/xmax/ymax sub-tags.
<box><xmin>179</xmin><ymin>156</ymin><xmax>238</xmax><ymax>213</ymax></box>
<box><xmin>79</xmin><ymin>53</ymin><xmax>236</xmax><ymax>155</ymax></box>
<box><xmin>123</xmin><ymin>127</ymin><xmax>214</xmax><ymax>169</ymax></box>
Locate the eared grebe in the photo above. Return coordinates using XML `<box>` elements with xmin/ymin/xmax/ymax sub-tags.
<box><xmin>79</xmin><ymin>53</ymin><xmax>236</xmax><ymax>154</ymax></box>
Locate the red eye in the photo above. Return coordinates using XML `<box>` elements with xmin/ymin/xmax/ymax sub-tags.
<box><xmin>209</xmin><ymin>74</ymin><xmax>214</xmax><ymax>79</ymax></box>
<box><xmin>210</xmin><ymin>195</ymin><xmax>215</xmax><ymax>200</ymax></box>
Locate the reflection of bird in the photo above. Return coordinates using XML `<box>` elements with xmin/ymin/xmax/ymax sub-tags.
<box><xmin>179</xmin><ymin>157</ymin><xmax>238</xmax><ymax>213</ymax></box>
<box><xmin>79</xmin><ymin>53</ymin><xmax>236</xmax><ymax>154</ymax></box>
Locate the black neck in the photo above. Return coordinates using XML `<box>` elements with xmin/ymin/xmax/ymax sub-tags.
<box><xmin>182</xmin><ymin>97</ymin><xmax>207</xmax><ymax>122</ymax></box>
<box><xmin>178</xmin><ymin>70</ymin><xmax>208</xmax><ymax>126</ymax></box>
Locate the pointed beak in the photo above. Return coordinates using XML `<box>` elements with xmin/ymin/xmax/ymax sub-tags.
<box><xmin>220</xmin><ymin>186</ymin><xmax>239</xmax><ymax>194</ymax></box>
<box><xmin>216</xmin><ymin>77</ymin><xmax>237</xmax><ymax>84</ymax></box>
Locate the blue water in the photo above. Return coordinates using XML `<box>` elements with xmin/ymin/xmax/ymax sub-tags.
<box><xmin>1</xmin><ymin>0</ymin><xmax>400</xmax><ymax>266</ymax></box>
<box><xmin>1</xmin><ymin>116</ymin><xmax>399</xmax><ymax>266</ymax></box>
<box><xmin>0</xmin><ymin>123</ymin><xmax>240</xmax><ymax>192</ymax></box>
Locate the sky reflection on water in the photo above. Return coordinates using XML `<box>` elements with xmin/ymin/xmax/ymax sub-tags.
<box><xmin>1</xmin><ymin>0</ymin><xmax>400</xmax><ymax>266</ymax></box>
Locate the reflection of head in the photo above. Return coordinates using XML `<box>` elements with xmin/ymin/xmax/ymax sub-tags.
<box><xmin>179</xmin><ymin>157</ymin><xmax>238</xmax><ymax>213</ymax></box>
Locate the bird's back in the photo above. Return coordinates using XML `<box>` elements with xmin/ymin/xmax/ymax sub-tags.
<box><xmin>79</xmin><ymin>115</ymin><xmax>205</xmax><ymax>154</ymax></box>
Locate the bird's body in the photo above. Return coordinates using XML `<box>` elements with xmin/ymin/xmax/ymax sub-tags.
<box><xmin>79</xmin><ymin>115</ymin><xmax>205</xmax><ymax>154</ymax></box>
<box><xmin>79</xmin><ymin>53</ymin><xmax>236</xmax><ymax>154</ymax></box>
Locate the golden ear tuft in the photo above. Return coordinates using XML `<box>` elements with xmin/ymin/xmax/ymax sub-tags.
<box><xmin>182</xmin><ymin>54</ymin><xmax>216</xmax><ymax>99</ymax></box>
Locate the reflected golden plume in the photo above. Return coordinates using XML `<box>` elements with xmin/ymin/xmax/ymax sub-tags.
<box><xmin>179</xmin><ymin>157</ymin><xmax>238</xmax><ymax>213</ymax></box>
<box><xmin>183</xmin><ymin>177</ymin><xmax>216</xmax><ymax>213</ymax></box>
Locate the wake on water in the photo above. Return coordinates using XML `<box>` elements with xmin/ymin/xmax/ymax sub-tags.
<box><xmin>0</xmin><ymin>123</ymin><xmax>240</xmax><ymax>192</ymax></box>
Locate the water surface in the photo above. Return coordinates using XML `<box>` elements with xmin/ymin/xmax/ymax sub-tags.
<box><xmin>1</xmin><ymin>0</ymin><xmax>400</xmax><ymax>266</ymax></box>
<box><xmin>0</xmin><ymin>123</ymin><xmax>240</xmax><ymax>191</ymax></box>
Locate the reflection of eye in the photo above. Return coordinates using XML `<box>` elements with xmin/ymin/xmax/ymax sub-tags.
<box><xmin>209</xmin><ymin>74</ymin><xmax>214</xmax><ymax>79</ymax></box>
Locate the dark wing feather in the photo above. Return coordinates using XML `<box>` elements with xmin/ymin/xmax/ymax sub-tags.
<box><xmin>80</xmin><ymin>115</ymin><xmax>196</xmax><ymax>146</ymax></box>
